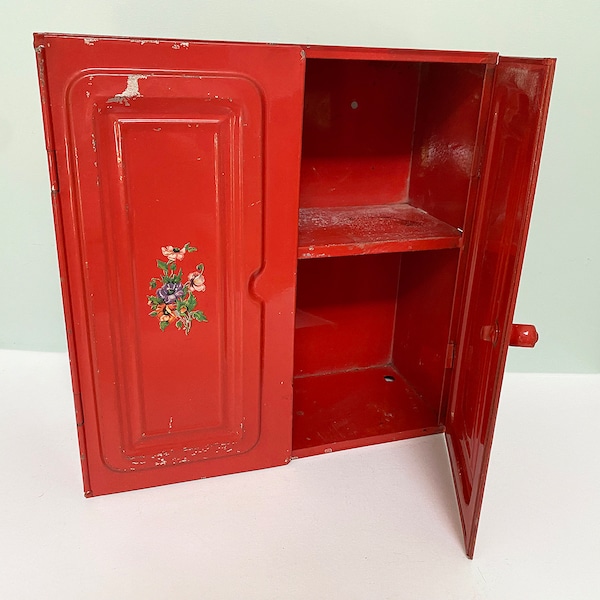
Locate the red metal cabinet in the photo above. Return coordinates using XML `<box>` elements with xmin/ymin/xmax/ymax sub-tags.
<box><xmin>34</xmin><ymin>33</ymin><xmax>554</xmax><ymax>557</ymax></box>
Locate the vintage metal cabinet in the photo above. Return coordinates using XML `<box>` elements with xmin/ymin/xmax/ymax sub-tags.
<box><xmin>34</xmin><ymin>33</ymin><xmax>554</xmax><ymax>557</ymax></box>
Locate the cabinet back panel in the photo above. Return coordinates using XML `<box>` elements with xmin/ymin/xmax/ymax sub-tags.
<box><xmin>300</xmin><ymin>59</ymin><xmax>419</xmax><ymax>207</ymax></box>
<box><xmin>294</xmin><ymin>254</ymin><xmax>401</xmax><ymax>375</ymax></box>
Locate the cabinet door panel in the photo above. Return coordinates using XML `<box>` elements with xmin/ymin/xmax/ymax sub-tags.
<box><xmin>445</xmin><ymin>57</ymin><xmax>555</xmax><ymax>557</ymax></box>
<box><xmin>35</xmin><ymin>34</ymin><xmax>305</xmax><ymax>495</ymax></box>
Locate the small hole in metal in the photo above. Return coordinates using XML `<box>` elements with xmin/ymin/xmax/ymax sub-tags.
<box><xmin>350</xmin><ymin>100</ymin><xmax>359</xmax><ymax>109</ymax></box>
<box><xmin>384</xmin><ymin>375</ymin><xmax>395</xmax><ymax>382</ymax></box>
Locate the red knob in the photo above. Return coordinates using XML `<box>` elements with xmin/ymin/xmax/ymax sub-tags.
<box><xmin>509</xmin><ymin>324</ymin><xmax>539</xmax><ymax>348</ymax></box>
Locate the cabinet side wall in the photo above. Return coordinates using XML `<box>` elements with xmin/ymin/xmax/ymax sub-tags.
<box><xmin>390</xmin><ymin>249</ymin><xmax>459</xmax><ymax>419</ymax></box>
<box><xmin>409</xmin><ymin>63</ymin><xmax>487</xmax><ymax>229</ymax></box>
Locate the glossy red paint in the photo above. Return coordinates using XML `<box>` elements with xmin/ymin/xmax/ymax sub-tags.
<box><xmin>292</xmin><ymin>365</ymin><xmax>443</xmax><ymax>458</ymax></box>
<box><xmin>34</xmin><ymin>33</ymin><xmax>306</xmax><ymax>495</ymax></box>
<box><xmin>297</xmin><ymin>204</ymin><xmax>462</xmax><ymax>258</ymax></box>
<box><xmin>34</xmin><ymin>33</ymin><xmax>554</xmax><ymax>557</ymax></box>
<box><xmin>300</xmin><ymin>59</ymin><xmax>419</xmax><ymax>208</ymax></box>
<box><xmin>444</xmin><ymin>57</ymin><xmax>555</xmax><ymax>558</ymax></box>
<box><xmin>408</xmin><ymin>62</ymin><xmax>489</xmax><ymax>229</ymax></box>
<box><xmin>392</xmin><ymin>249</ymin><xmax>461</xmax><ymax>419</ymax></box>
<box><xmin>294</xmin><ymin>254</ymin><xmax>401</xmax><ymax>376</ymax></box>
<box><xmin>510</xmin><ymin>324</ymin><xmax>539</xmax><ymax>348</ymax></box>
<box><xmin>302</xmin><ymin>45</ymin><xmax>498</xmax><ymax>64</ymax></box>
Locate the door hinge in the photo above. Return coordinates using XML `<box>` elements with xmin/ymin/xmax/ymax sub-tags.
<box><xmin>445</xmin><ymin>341</ymin><xmax>456</xmax><ymax>369</ymax></box>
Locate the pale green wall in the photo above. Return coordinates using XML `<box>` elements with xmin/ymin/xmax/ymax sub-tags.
<box><xmin>1</xmin><ymin>0</ymin><xmax>598</xmax><ymax>372</ymax></box>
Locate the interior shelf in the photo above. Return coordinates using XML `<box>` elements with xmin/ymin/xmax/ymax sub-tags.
<box><xmin>292</xmin><ymin>365</ymin><xmax>444</xmax><ymax>458</ymax></box>
<box><xmin>297</xmin><ymin>203</ymin><xmax>462</xmax><ymax>259</ymax></box>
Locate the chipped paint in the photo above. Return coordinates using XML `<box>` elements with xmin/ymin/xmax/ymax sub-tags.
<box><xmin>34</xmin><ymin>46</ymin><xmax>47</xmax><ymax>102</ymax></box>
<box><xmin>172</xmin><ymin>42</ymin><xmax>190</xmax><ymax>50</ymax></box>
<box><xmin>129</xmin><ymin>38</ymin><xmax>160</xmax><ymax>45</ymax></box>
<box><xmin>107</xmin><ymin>74</ymin><xmax>147</xmax><ymax>105</ymax></box>
<box><xmin>83</xmin><ymin>37</ymin><xmax>99</xmax><ymax>46</ymax></box>
<box><xmin>152</xmin><ymin>450</ymin><xmax>170</xmax><ymax>467</ymax></box>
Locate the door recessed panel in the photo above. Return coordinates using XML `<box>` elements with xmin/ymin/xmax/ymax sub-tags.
<box><xmin>66</xmin><ymin>72</ymin><xmax>264</xmax><ymax>471</ymax></box>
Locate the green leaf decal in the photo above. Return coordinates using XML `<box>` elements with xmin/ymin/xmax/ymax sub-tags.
<box><xmin>159</xmin><ymin>320</ymin><xmax>169</xmax><ymax>332</ymax></box>
<box><xmin>147</xmin><ymin>295</ymin><xmax>161</xmax><ymax>308</ymax></box>
<box><xmin>157</xmin><ymin>259</ymin><xmax>169</xmax><ymax>272</ymax></box>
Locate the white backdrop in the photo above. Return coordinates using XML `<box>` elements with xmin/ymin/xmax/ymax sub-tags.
<box><xmin>1</xmin><ymin>0</ymin><xmax>598</xmax><ymax>372</ymax></box>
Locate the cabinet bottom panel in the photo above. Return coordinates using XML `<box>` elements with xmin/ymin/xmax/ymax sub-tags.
<box><xmin>291</xmin><ymin>365</ymin><xmax>444</xmax><ymax>458</ymax></box>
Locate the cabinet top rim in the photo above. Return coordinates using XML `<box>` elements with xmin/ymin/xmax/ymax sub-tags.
<box><xmin>34</xmin><ymin>32</ymin><xmax>503</xmax><ymax>64</ymax></box>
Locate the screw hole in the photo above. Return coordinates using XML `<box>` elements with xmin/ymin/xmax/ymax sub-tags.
<box><xmin>384</xmin><ymin>375</ymin><xmax>395</xmax><ymax>382</ymax></box>
<box><xmin>350</xmin><ymin>100</ymin><xmax>359</xmax><ymax>110</ymax></box>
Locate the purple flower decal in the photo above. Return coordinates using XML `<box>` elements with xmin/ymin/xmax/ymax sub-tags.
<box><xmin>147</xmin><ymin>242</ymin><xmax>209</xmax><ymax>334</ymax></box>
<box><xmin>157</xmin><ymin>282</ymin><xmax>184</xmax><ymax>304</ymax></box>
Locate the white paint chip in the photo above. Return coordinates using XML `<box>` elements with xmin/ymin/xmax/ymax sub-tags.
<box><xmin>107</xmin><ymin>75</ymin><xmax>147</xmax><ymax>105</ymax></box>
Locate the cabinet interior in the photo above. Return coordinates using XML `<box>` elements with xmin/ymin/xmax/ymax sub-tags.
<box><xmin>292</xmin><ymin>57</ymin><xmax>486</xmax><ymax>457</ymax></box>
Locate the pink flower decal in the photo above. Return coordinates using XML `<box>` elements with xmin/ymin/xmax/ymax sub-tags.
<box><xmin>147</xmin><ymin>243</ymin><xmax>208</xmax><ymax>334</ymax></box>
<box><xmin>161</xmin><ymin>245</ymin><xmax>187</xmax><ymax>262</ymax></box>
<box><xmin>187</xmin><ymin>268</ymin><xmax>206</xmax><ymax>292</ymax></box>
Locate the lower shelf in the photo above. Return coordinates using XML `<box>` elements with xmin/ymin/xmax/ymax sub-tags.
<box><xmin>292</xmin><ymin>365</ymin><xmax>444</xmax><ymax>458</ymax></box>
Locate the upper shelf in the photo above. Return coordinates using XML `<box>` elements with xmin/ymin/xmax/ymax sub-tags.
<box><xmin>297</xmin><ymin>203</ymin><xmax>462</xmax><ymax>259</ymax></box>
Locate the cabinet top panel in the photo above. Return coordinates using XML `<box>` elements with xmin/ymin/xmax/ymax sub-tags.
<box><xmin>34</xmin><ymin>32</ymin><xmax>498</xmax><ymax>64</ymax></box>
<box><xmin>302</xmin><ymin>45</ymin><xmax>498</xmax><ymax>63</ymax></box>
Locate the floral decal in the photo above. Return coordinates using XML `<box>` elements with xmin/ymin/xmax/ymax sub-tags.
<box><xmin>147</xmin><ymin>243</ymin><xmax>208</xmax><ymax>334</ymax></box>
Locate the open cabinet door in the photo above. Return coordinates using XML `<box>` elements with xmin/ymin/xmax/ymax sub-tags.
<box><xmin>34</xmin><ymin>34</ymin><xmax>305</xmax><ymax>495</ymax></box>
<box><xmin>445</xmin><ymin>57</ymin><xmax>555</xmax><ymax>557</ymax></box>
